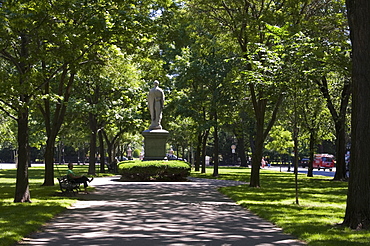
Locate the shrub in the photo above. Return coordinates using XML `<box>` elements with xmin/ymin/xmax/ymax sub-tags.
<box><xmin>118</xmin><ymin>160</ymin><xmax>191</xmax><ymax>181</ymax></box>
<box><xmin>133</xmin><ymin>149</ymin><xmax>140</xmax><ymax>158</ymax></box>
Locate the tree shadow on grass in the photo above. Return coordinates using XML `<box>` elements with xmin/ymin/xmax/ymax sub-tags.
<box><xmin>18</xmin><ymin>179</ymin><xmax>305</xmax><ymax>245</ymax></box>
<box><xmin>0</xmin><ymin>167</ymin><xmax>78</xmax><ymax>246</ymax></box>
<box><xmin>219</xmin><ymin>176</ymin><xmax>367</xmax><ymax>246</ymax></box>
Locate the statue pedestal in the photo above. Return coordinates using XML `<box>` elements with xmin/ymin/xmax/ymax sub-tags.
<box><xmin>142</xmin><ymin>129</ymin><xmax>169</xmax><ymax>160</ymax></box>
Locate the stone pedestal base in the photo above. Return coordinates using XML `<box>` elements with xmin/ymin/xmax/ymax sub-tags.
<box><xmin>142</xmin><ymin>129</ymin><xmax>169</xmax><ymax>161</ymax></box>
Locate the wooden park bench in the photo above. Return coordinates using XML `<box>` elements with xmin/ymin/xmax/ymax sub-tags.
<box><xmin>57</xmin><ymin>175</ymin><xmax>80</xmax><ymax>196</ymax></box>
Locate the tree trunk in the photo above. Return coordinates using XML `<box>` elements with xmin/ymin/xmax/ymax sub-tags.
<box><xmin>195</xmin><ymin>132</ymin><xmax>202</xmax><ymax>171</ymax></box>
<box><xmin>293</xmin><ymin>123</ymin><xmax>299</xmax><ymax>205</ymax></box>
<box><xmin>14</xmin><ymin>104</ymin><xmax>31</xmax><ymax>203</ymax></box>
<box><xmin>41</xmin><ymin>69</ymin><xmax>75</xmax><ymax>186</ymax></box>
<box><xmin>98</xmin><ymin>130</ymin><xmax>105</xmax><ymax>173</ymax></box>
<box><xmin>88</xmin><ymin>113</ymin><xmax>97</xmax><ymax>175</ymax></box>
<box><xmin>250</xmin><ymin>135</ymin><xmax>263</xmax><ymax>187</ymax></box>
<box><xmin>308</xmin><ymin>130</ymin><xmax>315</xmax><ymax>177</ymax></box>
<box><xmin>235</xmin><ymin>133</ymin><xmax>247</xmax><ymax>167</ymax></box>
<box><xmin>249</xmin><ymin>97</ymin><xmax>266</xmax><ymax>187</ymax></box>
<box><xmin>201</xmin><ymin>129</ymin><xmax>209</xmax><ymax>173</ymax></box>
<box><xmin>317</xmin><ymin>76</ymin><xmax>351</xmax><ymax>181</ymax></box>
<box><xmin>334</xmin><ymin>122</ymin><xmax>347</xmax><ymax>180</ymax></box>
<box><xmin>102</xmin><ymin>129</ymin><xmax>126</xmax><ymax>168</ymax></box>
<box><xmin>343</xmin><ymin>0</ymin><xmax>370</xmax><ymax>229</ymax></box>
<box><xmin>213</xmin><ymin>114</ymin><xmax>219</xmax><ymax>177</ymax></box>
<box><xmin>248</xmin><ymin>82</ymin><xmax>284</xmax><ymax>187</ymax></box>
<box><xmin>43</xmin><ymin>138</ymin><xmax>56</xmax><ymax>185</ymax></box>
<box><xmin>103</xmin><ymin>132</ymin><xmax>114</xmax><ymax>166</ymax></box>
<box><xmin>14</xmin><ymin>34</ymin><xmax>31</xmax><ymax>203</ymax></box>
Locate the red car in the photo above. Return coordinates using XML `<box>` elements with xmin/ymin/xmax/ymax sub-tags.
<box><xmin>313</xmin><ymin>154</ymin><xmax>335</xmax><ymax>171</ymax></box>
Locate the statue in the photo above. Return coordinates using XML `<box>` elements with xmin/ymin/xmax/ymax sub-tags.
<box><xmin>148</xmin><ymin>80</ymin><xmax>164</xmax><ymax>130</ymax></box>
<box><xmin>142</xmin><ymin>80</ymin><xmax>168</xmax><ymax>160</ymax></box>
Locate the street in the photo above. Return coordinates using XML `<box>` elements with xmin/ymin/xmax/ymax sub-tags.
<box><xmin>1</xmin><ymin>163</ymin><xmax>336</xmax><ymax>178</ymax></box>
<box><xmin>0</xmin><ymin>163</ymin><xmax>45</xmax><ymax>169</ymax></box>
<box><xmin>267</xmin><ymin>165</ymin><xmax>336</xmax><ymax>177</ymax></box>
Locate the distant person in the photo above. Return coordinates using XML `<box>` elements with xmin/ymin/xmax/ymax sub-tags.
<box><xmin>266</xmin><ymin>157</ymin><xmax>270</xmax><ymax>168</ymax></box>
<box><xmin>261</xmin><ymin>157</ymin><xmax>266</xmax><ymax>168</ymax></box>
<box><xmin>67</xmin><ymin>163</ymin><xmax>93</xmax><ymax>194</ymax></box>
<box><xmin>148</xmin><ymin>80</ymin><xmax>164</xmax><ymax>130</ymax></box>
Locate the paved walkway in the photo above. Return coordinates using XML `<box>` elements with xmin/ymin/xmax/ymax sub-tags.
<box><xmin>19</xmin><ymin>177</ymin><xmax>305</xmax><ymax>246</ymax></box>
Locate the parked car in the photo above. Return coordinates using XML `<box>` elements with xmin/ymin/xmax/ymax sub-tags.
<box><xmin>313</xmin><ymin>154</ymin><xmax>335</xmax><ymax>171</ymax></box>
<box><xmin>167</xmin><ymin>154</ymin><xmax>178</xmax><ymax>160</ymax></box>
<box><xmin>299</xmin><ymin>158</ymin><xmax>310</xmax><ymax>168</ymax></box>
<box><xmin>166</xmin><ymin>154</ymin><xmax>186</xmax><ymax>162</ymax></box>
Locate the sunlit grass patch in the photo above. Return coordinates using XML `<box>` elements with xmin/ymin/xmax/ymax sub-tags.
<box><xmin>0</xmin><ymin>164</ymin><xmax>110</xmax><ymax>246</ymax></box>
<box><xmin>191</xmin><ymin>167</ymin><xmax>370</xmax><ymax>246</ymax></box>
<box><xmin>0</xmin><ymin>199</ymin><xmax>75</xmax><ymax>245</ymax></box>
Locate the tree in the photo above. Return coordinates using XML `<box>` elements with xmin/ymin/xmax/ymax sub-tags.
<box><xmin>0</xmin><ymin>0</ymin><xmax>173</xmax><ymax>200</ymax></box>
<box><xmin>241</xmin><ymin>41</ymin><xmax>286</xmax><ymax>187</ymax></box>
<box><xmin>265</xmin><ymin>126</ymin><xmax>294</xmax><ymax>158</ymax></box>
<box><xmin>0</xmin><ymin>113</ymin><xmax>17</xmax><ymax>148</ymax></box>
<box><xmin>0</xmin><ymin>2</ymin><xmax>44</xmax><ymax>202</ymax></box>
<box><xmin>270</xmin><ymin>0</ymin><xmax>350</xmax><ymax>180</ymax></box>
<box><xmin>167</xmin><ymin>29</ymin><xmax>235</xmax><ymax>175</ymax></box>
<box><xmin>155</xmin><ymin>7</ymin><xmax>210</xmax><ymax>172</ymax></box>
<box><xmin>0</xmin><ymin>0</ymin><xmax>125</xmax><ymax>187</ymax></box>
<box><xmin>36</xmin><ymin>0</ymin><xmax>114</xmax><ymax>185</ymax></box>
<box><xmin>280</xmin><ymin>31</ymin><xmax>337</xmax><ymax>177</ymax></box>
<box><xmin>342</xmin><ymin>0</ymin><xmax>370</xmax><ymax>230</ymax></box>
<box><xmin>37</xmin><ymin>0</ymin><xmax>161</xmax><ymax>184</ymax></box>
<box><xmin>188</xmin><ymin>0</ymin><xmax>316</xmax><ymax>187</ymax></box>
<box><xmin>166</xmin><ymin>117</ymin><xmax>196</xmax><ymax>162</ymax></box>
<box><xmin>295</xmin><ymin>0</ymin><xmax>351</xmax><ymax>181</ymax></box>
<box><xmin>72</xmin><ymin>47</ymin><xmax>143</xmax><ymax>174</ymax></box>
<box><xmin>315</xmin><ymin>75</ymin><xmax>351</xmax><ymax>180</ymax></box>
<box><xmin>300</xmin><ymin>95</ymin><xmax>333</xmax><ymax>177</ymax></box>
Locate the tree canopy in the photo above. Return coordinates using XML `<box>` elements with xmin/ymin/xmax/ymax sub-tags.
<box><xmin>1</xmin><ymin>1</ymin><xmax>366</xmax><ymax>230</ymax></box>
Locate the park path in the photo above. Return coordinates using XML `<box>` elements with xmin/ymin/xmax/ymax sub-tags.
<box><xmin>18</xmin><ymin>176</ymin><xmax>306</xmax><ymax>246</ymax></box>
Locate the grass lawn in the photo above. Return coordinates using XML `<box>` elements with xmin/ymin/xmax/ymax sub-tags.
<box><xmin>2</xmin><ymin>164</ymin><xmax>369</xmax><ymax>246</ymax></box>
<box><xmin>190</xmin><ymin>167</ymin><xmax>370</xmax><ymax>246</ymax></box>
<box><xmin>0</xmin><ymin>164</ymin><xmax>108</xmax><ymax>246</ymax></box>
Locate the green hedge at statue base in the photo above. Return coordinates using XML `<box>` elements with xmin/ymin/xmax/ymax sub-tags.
<box><xmin>118</xmin><ymin>160</ymin><xmax>191</xmax><ymax>182</ymax></box>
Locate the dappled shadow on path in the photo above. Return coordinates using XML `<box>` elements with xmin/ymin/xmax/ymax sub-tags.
<box><xmin>19</xmin><ymin>178</ymin><xmax>305</xmax><ymax>246</ymax></box>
